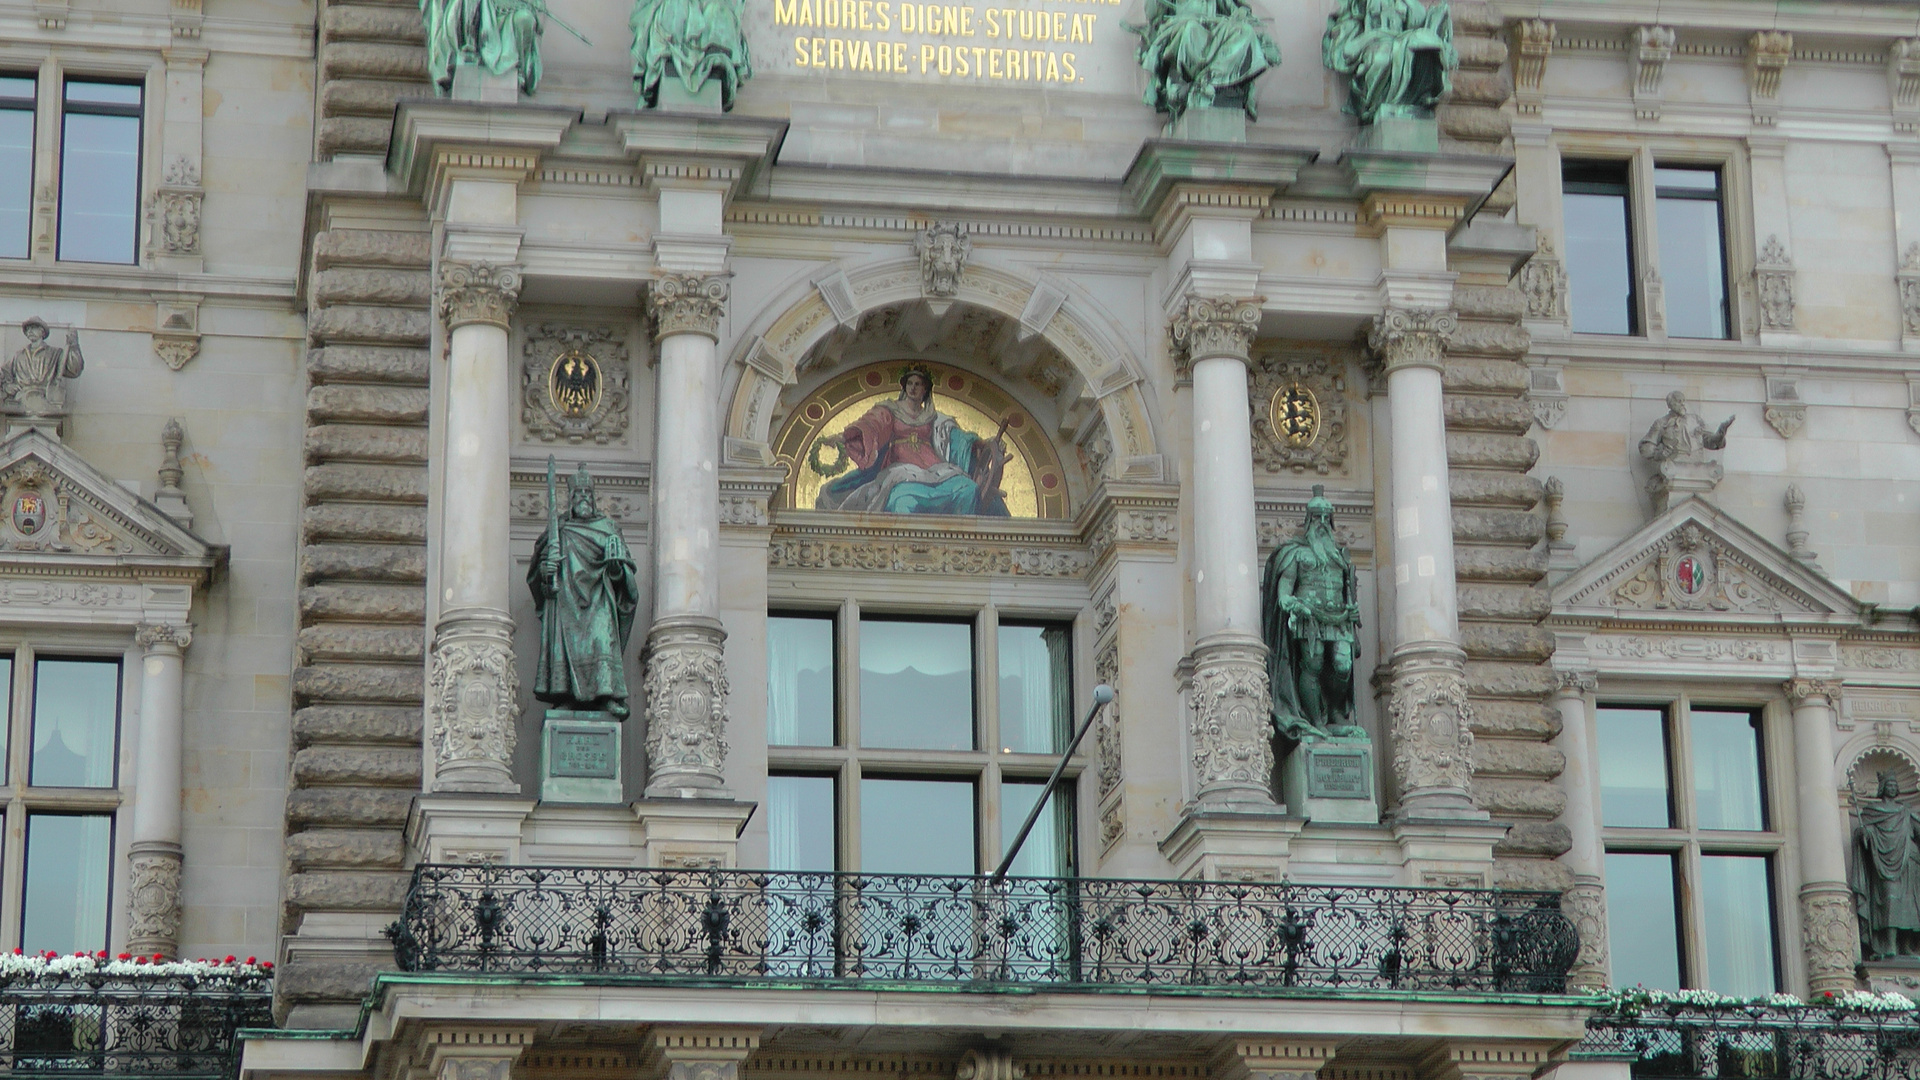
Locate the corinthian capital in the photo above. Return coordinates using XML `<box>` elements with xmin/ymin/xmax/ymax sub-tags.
<box><xmin>1170</xmin><ymin>293</ymin><xmax>1263</xmax><ymax>370</ymax></box>
<box><xmin>438</xmin><ymin>261</ymin><xmax>522</xmax><ymax>330</ymax></box>
<box><xmin>648</xmin><ymin>273</ymin><xmax>730</xmax><ymax>341</ymax></box>
<box><xmin>1366</xmin><ymin>307</ymin><xmax>1458</xmax><ymax>375</ymax></box>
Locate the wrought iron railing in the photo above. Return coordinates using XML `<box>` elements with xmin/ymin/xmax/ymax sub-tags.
<box><xmin>0</xmin><ymin>970</ymin><xmax>271</xmax><ymax>1079</ymax></box>
<box><xmin>1580</xmin><ymin>1000</ymin><xmax>1920</xmax><ymax>1080</ymax></box>
<box><xmin>388</xmin><ymin>864</ymin><xmax>1578</xmax><ymax>994</ymax></box>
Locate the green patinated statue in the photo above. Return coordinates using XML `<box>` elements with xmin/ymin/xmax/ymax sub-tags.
<box><xmin>1125</xmin><ymin>0</ymin><xmax>1281</xmax><ymax>122</ymax></box>
<box><xmin>1261</xmin><ymin>486</ymin><xmax>1365</xmax><ymax>743</ymax></box>
<box><xmin>1853</xmin><ymin>772</ymin><xmax>1920</xmax><ymax>959</ymax></box>
<box><xmin>529</xmin><ymin>460</ymin><xmax>640</xmax><ymax>718</ymax></box>
<box><xmin>420</xmin><ymin>0</ymin><xmax>544</xmax><ymax>95</ymax></box>
<box><xmin>1322</xmin><ymin>0</ymin><xmax>1457</xmax><ymax>124</ymax></box>
<box><xmin>631</xmin><ymin>0</ymin><xmax>753</xmax><ymax>110</ymax></box>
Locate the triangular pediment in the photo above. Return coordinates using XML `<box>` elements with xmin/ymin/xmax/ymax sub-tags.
<box><xmin>1552</xmin><ymin>496</ymin><xmax>1862</xmax><ymax>625</ymax></box>
<box><xmin>0</xmin><ymin>430</ymin><xmax>216</xmax><ymax>567</ymax></box>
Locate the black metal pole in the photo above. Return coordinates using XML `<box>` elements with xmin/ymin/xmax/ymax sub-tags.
<box><xmin>989</xmin><ymin>684</ymin><xmax>1114</xmax><ymax>883</ymax></box>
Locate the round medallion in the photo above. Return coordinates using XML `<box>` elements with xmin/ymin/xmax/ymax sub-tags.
<box><xmin>459</xmin><ymin>678</ymin><xmax>494</xmax><ymax>719</ymax></box>
<box><xmin>11</xmin><ymin>491</ymin><xmax>45</xmax><ymax>535</ymax></box>
<box><xmin>547</xmin><ymin>347</ymin><xmax>602</xmax><ymax>419</ymax></box>
<box><xmin>1269</xmin><ymin>383</ymin><xmax>1320</xmax><ymax>448</ymax></box>
<box><xmin>1675</xmin><ymin>553</ymin><xmax>1707</xmax><ymax>596</ymax></box>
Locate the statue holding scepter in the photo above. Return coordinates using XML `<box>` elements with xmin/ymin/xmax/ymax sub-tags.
<box><xmin>528</xmin><ymin>458</ymin><xmax>640</xmax><ymax>718</ymax></box>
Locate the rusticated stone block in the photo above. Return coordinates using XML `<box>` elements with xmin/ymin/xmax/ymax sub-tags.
<box><xmin>304</xmin><ymin>464</ymin><xmax>428</xmax><ymax>504</ymax></box>
<box><xmin>1443</xmin><ymin>356</ymin><xmax>1529</xmax><ymax>394</ymax></box>
<box><xmin>1458</xmin><ymin>583</ymin><xmax>1552</xmax><ymax>621</ymax></box>
<box><xmin>307</xmin><ymin>305</ymin><xmax>430</xmax><ymax>347</ymax></box>
<box><xmin>1444</xmin><ymin>320</ymin><xmax>1530</xmax><ymax>359</ymax></box>
<box><xmin>311</xmin><ymin>267</ymin><xmax>432</xmax><ymax>307</ymax></box>
<box><xmin>307</xmin><ymin>346</ymin><xmax>429</xmax><ymax>385</ymax></box>
<box><xmin>1471</xmin><ymin>738</ymin><xmax>1565</xmax><ymax>779</ymax></box>
<box><xmin>301</xmin><ymin>543</ymin><xmax>427</xmax><ymax>584</ymax></box>
<box><xmin>302</xmin><ymin>504</ymin><xmax>427</xmax><ymax>544</ymax></box>
<box><xmin>293</xmin><ymin>664</ymin><xmax>425</xmax><ymax>704</ymax></box>
<box><xmin>286</xmin><ymin>828</ymin><xmax>407</xmax><ymax>870</ymax></box>
<box><xmin>307</xmin><ymin>384</ymin><xmax>429</xmax><ymax>425</ymax></box>
<box><xmin>321</xmin><ymin>79</ymin><xmax>426</xmax><ymax>118</ymax></box>
<box><xmin>284</xmin><ymin>871</ymin><xmax>410</xmax><ymax>912</ymax></box>
<box><xmin>1444</xmin><ymin>394</ymin><xmax>1537</xmax><ymax>434</ymax></box>
<box><xmin>1450</xmin><ymin>1</ymin><xmax>1502</xmax><ymax>35</ymax></box>
<box><xmin>1466</xmin><ymin>660</ymin><xmax>1557</xmax><ymax>699</ymax></box>
<box><xmin>299</xmin><ymin>584</ymin><xmax>425</xmax><ymax>622</ymax></box>
<box><xmin>306</xmin><ymin>424</ymin><xmax>429</xmax><ymax>465</ymax></box>
<box><xmin>1455</xmin><ymin>543</ymin><xmax>1549</xmax><ymax>582</ymax></box>
<box><xmin>293</xmin><ymin>704</ymin><xmax>422</xmax><ymax>746</ymax></box>
<box><xmin>1452</xmin><ymin>507</ymin><xmax>1545</xmax><ymax>545</ymax></box>
<box><xmin>1473</xmin><ymin>777</ymin><xmax>1566</xmax><ymax>818</ymax></box>
<box><xmin>313</xmin><ymin>230</ymin><xmax>431</xmax><ymax>271</ymax></box>
<box><xmin>297</xmin><ymin>624</ymin><xmax>424</xmax><ymax>664</ymax></box>
<box><xmin>1446</xmin><ymin>432</ymin><xmax>1541</xmax><ymax>471</ymax></box>
<box><xmin>321</xmin><ymin>4</ymin><xmax>426</xmax><ymax>43</ymax></box>
<box><xmin>1494</xmin><ymin>856</ymin><xmax>1574</xmax><ymax>892</ymax></box>
<box><xmin>316</xmin><ymin>116</ymin><xmax>396</xmax><ymax>160</ymax></box>
<box><xmin>285</xmin><ymin>787</ymin><xmax>413</xmax><ymax>827</ymax></box>
<box><xmin>1462</xmin><ymin>622</ymin><xmax>1556</xmax><ymax>661</ymax></box>
<box><xmin>1454</xmin><ymin>34</ymin><xmax>1509</xmax><ymax>69</ymax></box>
<box><xmin>1452</xmin><ymin>285</ymin><xmax>1526</xmax><ymax>321</ymax></box>
<box><xmin>274</xmin><ymin>959</ymin><xmax>389</xmax><ymax>1006</ymax></box>
<box><xmin>1438</xmin><ymin>103</ymin><xmax>1510</xmax><ymax>142</ymax></box>
<box><xmin>1448</xmin><ymin>70</ymin><xmax>1511</xmax><ymax>105</ymax></box>
<box><xmin>1470</xmin><ymin>699</ymin><xmax>1560</xmax><ymax>739</ymax></box>
<box><xmin>292</xmin><ymin>746</ymin><xmax>422</xmax><ymax>786</ymax></box>
<box><xmin>1495</xmin><ymin>821</ymin><xmax>1573</xmax><ymax>858</ymax></box>
<box><xmin>319</xmin><ymin>42</ymin><xmax>427</xmax><ymax>81</ymax></box>
<box><xmin>1450</xmin><ymin>470</ymin><xmax>1543</xmax><ymax>508</ymax></box>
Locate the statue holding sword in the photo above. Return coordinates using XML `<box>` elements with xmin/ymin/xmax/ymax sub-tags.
<box><xmin>420</xmin><ymin>0</ymin><xmax>591</xmax><ymax>97</ymax></box>
<box><xmin>528</xmin><ymin>458</ymin><xmax>640</xmax><ymax>719</ymax></box>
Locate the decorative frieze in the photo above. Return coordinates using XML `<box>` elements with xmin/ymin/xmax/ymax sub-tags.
<box><xmin>1169</xmin><ymin>294</ymin><xmax>1262</xmax><ymax>370</ymax></box>
<box><xmin>1754</xmin><ymin>235</ymin><xmax>1796</xmax><ymax>332</ymax></box>
<box><xmin>520</xmin><ymin>324</ymin><xmax>631</xmax><ymax>444</ymax></box>
<box><xmin>1186</xmin><ymin>636</ymin><xmax>1275</xmax><ymax>806</ymax></box>
<box><xmin>650</xmin><ymin>273</ymin><xmax>730</xmax><ymax>340</ymax></box>
<box><xmin>1586</xmin><ymin>635</ymin><xmax>1786</xmax><ymax>664</ymax></box>
<box><xmin>643</xmin><ymin>615</ymin><xmax>732</xmax><ymax>796</ymax></box>
<box><xmin>770</xmin><ymin>536</ymin><xmax>1089</xmax><ymax>577</ymax></box>
<box><xmin>915</xmin><ymin>222</ymin><xmax>971</xmax><ymax>298</ymax></box>
<box><xmin>437</xmin><ymin>261</ymin><xmax>522</xmax><ymax>330</ymax></box>
<box><xmin>1630</xmin><ymin>25</ymin><xmax>1675</xmax><ymax>119</ymax></box>
<box><xmin>427</xmin><ymin>618</ymin><xmax>520</xmax><ymax>793</ymax></box>
<box><xmin>1366</xmin><ymin>307</ymin><xmax>1456</xmax><ymax>375</ymax></box>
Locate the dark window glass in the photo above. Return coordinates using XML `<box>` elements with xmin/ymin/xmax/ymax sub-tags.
<box><xmin>997</xmin><ymin>623</ymin><xmax>1070</xmax><ymax>755</ymax></box>
<box><xmin>1596</xmin><ymin>706</ymin><xmax>1671</xmax><ymax>828</ymax></box>
<box><xmin>1563</xmin><ymin>161</ymin><xmax>1637</xmax><ymax>335</ymax></box>
<box><xmin>1000</xmin><ymin>780</ymin><xmax>1073</xmax><ymax>877</ymax></box>
<box><xmin>1656</xmin><ymin>166</ymin><xmax>1730</xmax><ymax>339</ymax></box>
<box><xmin>767</xmin><ymin>774</ymin><xmax>836</xmax><ymax>872</ymax></box>
<box><xmin>1691</xmin><ymin>709</ymin><xmax>1766</xmax><ymax>831</ymax></box>
<box><xmin>859</xmin><ymin>618</ymin><xmax>973</xmax><ymax>750</ymax></box>
<box><xmin>1699</xmin><ymin>854</ymin><xmax>1777</xmax><ymax>995</ymax></box>
<box><xmin>21</xmin><ymin>813</ymin><xmax>112</xmax><ymax>954</ymax></box>
<box><xmin>31</xmin><ymin>658</ymin><xmax>118</xmax><ymax>787</ymax></box>
<box><xmin>0</xmin><ymin>654</ymin><xmax>11</xmax><ymax>783</ymax></box>
<box><xmin>1605</xmin><ymin>851</ymin><xmax>1683</xmax><ymax>991</ymax></box>
<box><xmin>0</xmin><ymin>76</ymin><xmax>34</xmax><ymax>259</ymax></box>
<box><xmin>768</xmin><ymin>615</ymin><xmax>834</xmax><ymax>747</ymax></box>
<box><xmin>860</xmin><ymin>777</ymin><xmax>974</xmax><ymax>874</ymax></box>
<box><xmin>58</xmin><ymin>80</ymin><xmax>140</xmax><ymax>265</ymax></box>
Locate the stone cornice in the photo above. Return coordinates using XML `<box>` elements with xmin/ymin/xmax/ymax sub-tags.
<box><xmin>1121</xmin><ymin>140</ymin><xmax>1318</xmax><ymax>222</ymax></box>
<box><xmin>611</xmin><ymin>111</ymin><xmax>788</xmax><ymax>202</ymax></box>
<box><xmin>388</xmin><ymin>100</ymin><xmax>577</xmax><ymax>209</ymax></box>
<box><xmin>437</xmin><ymin>261</ymin><xmax>522</xmax><ymax>331</ymax></box>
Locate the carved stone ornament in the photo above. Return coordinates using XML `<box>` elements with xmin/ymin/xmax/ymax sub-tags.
<box><xmin>1784</xmin><ymin>484</ymin><xmax>1819</xmax><ymax>566</ymax></box>
<box><xmin>643</xmin><ymin>616</ymin><xmax>732</xmax><ymax>795</ymax></box>
<box><xmin>0</xmin><ymin>457</ymin><xmax>133</xmax><ymax>555</ymax></box>
<box><xmin>135</xmin><ymin>622</ymin><xmax>193</xmax><ymax>652</ymax></box>
<box><xmin>1187</xmin><ymin>638</ymin><xmax>1275</xmax><ymax>805</ymax></box>
<box><xmin>126</xmin><ymin>847</ymin><xmax>183</xmax><ymax>957</ymax></box>
<box><xmin>1543</xmin><ymin>476</ymin><xmax>1571</xmax><ymax>548</ymax></box>
<box><xmin>1631</xmin><ymin>25</ymin><xmax>1675</xmax><ymax>120</ymax></box>
<box><xmin>1169</xmin><ymin>294</ymin><xmax>1262</xmax><ymax>370</ymax></box>
<box><xmin>1910</xmin><ymin>375</ymin><xmax>1920</xmax><ymax>439</ymax></box>
<box><xmin>152</xmin><ymin>335</ymin><xmax>198</xmax><ymax>372</ymax></box>
<box><xmin>1530</xmin><ymin>364</ymin><xmax>1569</xmax><ymax>430</ymax></box>
<box><xmin>1510</xmin><ymin>18</ymin><xmax>1552</xmax><ymax>114</ymax></box>
<box><xmin>915</xmin><ymin>222</ymin><xmax>972</xmax><ymax>298</ymax></box>
<box><xmin>1785</xmin><ymin>678</ymin><xmax>1841</xmax><ymax>709</ymax></box>
<box><xmin>1600</xmin><ymin>523</ymin><xmax>1785</xmax><ymax>614</ymax></box>
<box><xmin>1802</xmin><ymin>885</ymin><xmax>1860</xmax><ymax>994</ymax></box>
<box><xmin>1898</xmin><ymin>244</ymin><xmax>1920</xmax><ymax>339</ymax></box>
<box><xmin>1763</xmin><ymin>371</ymin><xmax>1804</xmax><ymax>439</ymax></box>
<box><xmin>1366</xmin><ymin>307</ymin><xmax>1457</xmax><ymax>376</ymax></box>
<box><xmin>1519</xmin><ymin>233</ymin><xmax>1567</xmax><ymax>321</ymax></box>
<box><xmin>521</xmin><ymin>324</ymin><xmax>631</xmax><ymax>445</ymax></box>
<box><xmin>438</xmin><ymin>261</ymin><xmax>522</xmax><ymax>330</ymax></box>
<box><xmin>1755</xmin><ymin>235</ymin><xmax>1796</xmax><ymax>332</ymax></box>
<box><xmin>1386</xmin><ymin>661</ymin><xmax>1476</xmax><ymax>801</ymax></box>
<box><xmin>648</xmin><ymin>273</ymin><xmax>730</xmax><ymax>341</ymax></box>
<box><xmin>146</xmin><ymin>156</ymin><xmax>202</xmax><ymax>259</ymax></box>
<box><xmin>1</xmin><ymin>317</ymin><xmax>83</xmax><ymax>418</ymax></box>
<box><xmin>1562</xmin><ymin>880</ymin><xmax>1609</xmax><ymax>990</ymax></box>
<box><xmin>1095</xmin><ymin>637</ymin><xmax>1124</xmax><ymax>851</ymax></box>
<box><xmin>1250</xmin><ymin>348</ymin><xmax>1349</xmax><ymax>476</ymax></box>
<box><xmin>1747</xmin><ymin>30</ymin><xmax>1792</xmax><ymax>125</ymax></box>
<box><xmin>427</xmin><ymin>623</ymin><xmax>521</xmax><ymax>792</ymax></box>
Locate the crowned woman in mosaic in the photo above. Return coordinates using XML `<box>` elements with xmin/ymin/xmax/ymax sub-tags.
<box><xmin>815</xmin><ymin>366</ymin><xmax>1011</xmax><ymax>516</ymax></box>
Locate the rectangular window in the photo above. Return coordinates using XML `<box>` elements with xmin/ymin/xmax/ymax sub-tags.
<box><xmin>1655</xmin><ymin>166</ymin><xmax>1730</xmax><ymax>340</ymax></box>
<box><xmin>57</xmin><ymin>80</ymin><xmax>141</xmax><ymax>265</ymax></box>
<box><xmin>1604</xmin><ymin>851</ymin><xmax>1683</xmax><ymax>991</ymax></box>
<box><xmin>767</xmin><ymin>615</ymin><xmax>834</xmax><ymax>747</ymax></box>
<box><xmin>1562</xmin><ymin>160</ymin><xmax>1636</xmax><ymax>335</ymax></box>
<box><xmin>0</xmin><ymin>76</ymin><xmax>34</xmax><ymax>259</ymax></box>
<box><xmin>766</xmin><ymin>773</ymin><xmax>835</xmax><ymax>872</ymax></box>
<box><xmin>859</xmin><ymin>618</ymin><xmax>973</xmax><ymax>750</ymax></box>
<box><xmin>21</xmin><ymin>812</ymin><xmax>111</xmax><ymax>954</ymax></box>
<box><xmin>1690</xmin><ymin>709</ymin><xmax>1765</xmax><ymax>831</ymax></box>
<box><xmin>1699</xmin><ymin>854</ymin><xmax>1778</xmax><ymax>997</ymax></box>
<box><xmin>1596</xmin><ymin>705</ymin><xmax>1670</xmax><ymax>828</ymax></box>
<box><xmin>1001</xmin><ymin>780</ymin><xmax>1073</xmax><ymax>877</ymax></box>
<box><xmin>860</xmin><ymin>776</ymin><xmax>974</xmax><ymax>875</ymax></box>
<box><xmin>30</xmin><ymin>658</ymin><xmax>119</xmax><ymax>788</ymax></box>
<box><xmin>997</xmin><ymin>623</ymin><xmax>1071</xmax><ymax>755</ymax></box>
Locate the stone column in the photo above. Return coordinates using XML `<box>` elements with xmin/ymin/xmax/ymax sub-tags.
<box><xmin>1369</xmin><ymin>307</ymin><xmax>1479</xmax><ymax>819</ymax></box>
<box><xmin>1171</xmin><ymin>293</ymin><xmax>1273</xmax><ymax>807</ymax></box>
<box><xmin>127</xmin><ymin>622</ymin><xmax>190</xmax><ymax>958</ymax></box>
<box><xmin>427</xmin><ymin>261</ymin><xmax>523</xmax><ymax>793</ymax></box>
<box><xmin>1552</xmin><ymin>671</ymin><xmax>1608</xmax><ymax>990</ymax></box>
<box><xmin>643</xmin><ymin>273</ymin><xmax>733</xmax><ymax>797</ymax></box>
<box><xmin>1785</xmin><ymin>678</ymin><xmax>1857</xmax><ymax>993</ymax></box>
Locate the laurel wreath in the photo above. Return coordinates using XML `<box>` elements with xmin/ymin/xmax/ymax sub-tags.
<box><xmin>808</xmin><ymin>438</ymin><xmax>850</xmax><ymax>477</ymax></box>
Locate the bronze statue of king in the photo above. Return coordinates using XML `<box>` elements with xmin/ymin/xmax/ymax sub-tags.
<box><xmin>529</xmin><ymin>461</ymin><xmax>640</xmax><ymax>718</ymax></box>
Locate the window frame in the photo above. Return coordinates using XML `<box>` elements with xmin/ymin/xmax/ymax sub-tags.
<box><xmin>1595</xmin><ymin>690</ymin><xmax>1789</xmax><ymax>995</ymax></box>
<box><xmin>765</xmin><ymin>599</ymin><xmax>1089</xmax><ymax>876</ymax></box>
<box><xmin>0</xmin><ymin>72</ymin><xmax>38</xmax><ymax>261</ymax></box>
<box><xmin>55</xmin><ymin>76</ymin><xmax>144</xmax><ymax>266</ymax></box>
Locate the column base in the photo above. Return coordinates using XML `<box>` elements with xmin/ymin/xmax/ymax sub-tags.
<box><xmin>1185</xmin><ymin>633</ymin><xmax>1276</xmax><ymax>809</ymax></box>
<box><xmin>1801</xmin><ymin>881</ymin><xmax>1862</xmax><ymax>994</ymax></box>
<box><xmin>1386</xmin><ymin>646</ymin><xmax>1484</xmax><ymax>821</ymax></box>
<box><xmin>634</xmin><ymin>798</ymin><xmax>757</xmax><ymax>868</ymax></box>
<box><xmin>126</xmin><ymin>840</ymin><xmax>183</xmax><ymax>959</ymax></box>
<box><xmin>540</xmin><ymin>711</ymin><xmax>623</xmax><ymax>804</ymax></box>
<box><xmin>1158</xmin><ymin>803</ymin><xmax>1302</xmax><ymax>882</ymax></box>
<box><xmin>428</xmin><ymin>613</ymin><xmax>521</xmax><ymax>794</ymax></box>
<box><xmin>1563</xmin><ymin>876</ymin><xmax>1610</xmax><ymax>991</ymax></box>
<box><xmin>643</xmin><ymin>615</ymin><xmax>732</xmax><ymax>798</ymax></box>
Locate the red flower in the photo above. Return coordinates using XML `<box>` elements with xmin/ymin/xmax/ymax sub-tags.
<box><xmin>224</xmin><ymin>955</ymin><xmax>236</xmax><ymax>963</ymax></box>
<box><xmin>262</xmin><ymin>962</ymin><xmax>274</xmax><ymax>970</ymax></box>
<box><xmin>117</xmin><ymin>954</ymin><xmax>131</xmax><ymax>961</ymax></box>
<box><xmin>245</xmin><ymin>957</ymin><xmax>256</xmax><ymax>965</ymax></box>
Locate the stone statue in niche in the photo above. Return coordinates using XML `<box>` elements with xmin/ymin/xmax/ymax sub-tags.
<box><xmin>630</xmin><ymin>0</ymin><xmax>753</xmax><ymax>109</ymax></box>
<box><xmin>1638</xmin><ymin>390</ymin><xmax>1735</xmax><ymax>512</ymax></box>
<box><xmin>1260</xmin><ymin>486</ymin><xmax>1364</xmax><ymax>743</ymax></box>
<box><xmin>1125</xmin><ymin>0</ymin><xmax>1281</xmax><ymax>122</ymax></box>
<box><xmin>1853</xmin><ymin>772</ymin><xmax>1920</xmax><ymax>960</ymax></box>
<box><xmin>529</xmin><ymin>460</ymin><xmax>640</xmax><ymax>718</ymax></box>
<box><xmin>813</xmin><ymin>365</ymin><xmax>1012</xmax><ymax>516</ymax></box>
<box><xmin>1</xmin><ymin>318</ymin><xmax>83</xmax><ymax>418</ymax></box>
<box><xmin>1322</xmin><ymin>0</ymin><xmax>1458</xmax><ymax>124</ymax></box>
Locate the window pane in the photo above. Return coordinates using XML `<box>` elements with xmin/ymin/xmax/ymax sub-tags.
<box><xmin>1605</xmin><ymin>852</ymin><xmax>1683</xmax><ymax>991</ymax></box>
<box><xmin>22</xmin><ymin>813</ymin><xmax>111</xmax><ymax>954</ymax></box>
<box><xmin>1655</xmin><ymin>166</ymin><xmax>1719</xmax><ymax>192</ymax></box>
<box><xmin>1700</xmin><ymin>854</ymin><xmax>1777</xmax><ymax>996</ymax></box>
<box><xmin>767</xmin><ymin>774</ymin><xmax>835</xmax><ymax>872</ymax></box>
<box><xmin>0</xmin><ymin>655</ymin><xmax>10</xmax><ymax>783</ymax></box>
<box><xmin>860</xmin><ymin>619</ymin><xmax>973</xmax><ymax>750</ymax></box>
<box><xmin>65</xmin><ymin>81</ymin><xmax>140</xmax><ymax>108</ymax></box>
<box><xmin>1000</xmin><ymin>780</ymin><xmax>1072</xmax><ymax>877</ymax></box>
<box><xmin>1657</xmin><ymin>187</ymin><xmax>1728</xmax><ymax>339</ymax></box>
<box><xmin>1563</xmin><ymin>172</ymin><xmax>1635</xmax><ymax>334</ymax></box>
<box><xmin>861</xmin><ymin>777</ymin><xmax>973</xmax><ymax>874</ymax></box>
<box><xmin>32</xmin><ymin>658</ymin><xmax>119</xmax><ymax>787</ymax></box>
<box><xmin>0</xmin><ymin>98</ymin><xmax>32</xmax><ymax>259</ymax></box>
<box><xmin>1596</xmin><ymin>706</ymin><xmax>1671</xmax><ymax>828</ymax></box>
<box><xmin>59</xmin><ymin>110</ymin><xmax>140</xmax><ymax>264</ymax></box>
<box><xmin>768</xmin><ymin>616</ymin><xmax>834</xmax><ymax>747</ymax></box>
<box><xmin>998</xmin><ymin>624</ymin><xmax>1070</xmax><ymax>754</ymax></box>
<box><xmin>1692</xmin><ymin>709</ymin><xmax>1765</xmax><ymax>831</ymax></box>
<box><xmin>0</xmin><ymin>77</ymin><xmax>35</xmax><ymax>101</ymax></box>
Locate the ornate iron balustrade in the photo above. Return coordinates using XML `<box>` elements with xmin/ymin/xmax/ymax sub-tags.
<box><xmin>0</xmin><ymin>970</ymin><xmax>271</xmax><ymax>1079</ymax></box>
<box><xmin>1580</xmin><ymin>1000</ymin><xmax>1920</xmax><ymax>1080</ymax></box>
<box><xmin>389</xmin><ymin>864</ymin><xmax>1578</xmax><ymax>994</ymax></box>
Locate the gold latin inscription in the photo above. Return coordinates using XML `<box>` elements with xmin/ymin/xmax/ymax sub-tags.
<box><xmin>774</xmin><ymin>0</ymin><xmax>1105</xmax><ymax>81</ymax></box>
